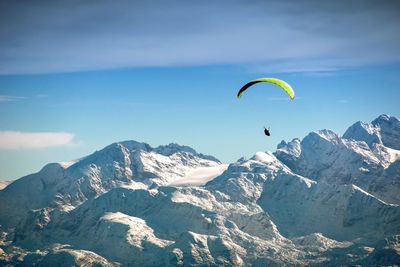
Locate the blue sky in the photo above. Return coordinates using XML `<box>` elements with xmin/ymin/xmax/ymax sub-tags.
<box><xmin>1</xmin><ymin>0</ymin><xmax>400</xmax><ymax>180</ymax></box>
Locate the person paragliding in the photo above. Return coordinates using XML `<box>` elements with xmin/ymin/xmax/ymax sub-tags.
<box><xmin>264</xmin><ymin>127</ymin><xmax>270</xmax><ymax>136</ymax></box>
<box><xmin>237</xmin><ymin>77</ymin><xmax>295</xmax><ymax>138</ymax></box>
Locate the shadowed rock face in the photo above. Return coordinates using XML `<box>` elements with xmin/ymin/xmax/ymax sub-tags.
<box><xmin>0</xmin><ymin>115</ymin><xmax>399</xmax><ymax>266</ymax></box>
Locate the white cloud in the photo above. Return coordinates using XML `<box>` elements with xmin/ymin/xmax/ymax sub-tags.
<box><xmin>0</xmin><ymin>131</ymin><xmax>75</xmax><ymax>149</ymax></box>
<box><xmin>0</xmin><ymin>95</ymin><xmax>26</xmax><ymax>102</ymax></box>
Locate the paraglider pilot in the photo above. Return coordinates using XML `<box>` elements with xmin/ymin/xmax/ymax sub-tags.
<box><xmin>264</xmin><ymin>127</ymin><xmax>270</xmax><ymax>136</ymax></box>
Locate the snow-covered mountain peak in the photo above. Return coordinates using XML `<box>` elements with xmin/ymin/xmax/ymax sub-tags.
<box><xmin>66</xmin><ymin>140</ymin><xmax>221</xmax><ymax>187</ymax></box>
<box><xmin>1</xmin><ymin>116</ymin><xmax>400</xmax><ymax>266</ymax></box>
<box><xmin>305</xmin><ymin>129</ymin><xmax>342</xmax><ymax>144</ymax></box>
<box><xmin>80</xmin><ymin>140</ymin><xmax>219</xmax><ymax>168</ymax></box>
<box><xmin>354</xmin><ymin>121</ymin><xmax>379</xmax><ymax>135</ymax></box>
<box><xmin>343</xmin><ymin>120</ymin><xmax>382</xmax><ymax>148</ymax></box>
<box><xmin>156</xmin><ymin>143</ymin><xmax>190</xmax><ymax>153</ymax></box>
<box><xmin>155</xmin><ymin>143</ymin><xmax>220</xmax><ymax>162</ymax></box>
<box><xmin>40</xmin><ymin>162</ymin><xmax>68</xmax><ymax>173</ymax></box>
<box><xmin>247</xmin><ymin>152</ymin><xmax>289</xmax><ymax>172</ymax></box>
<box><xmin>277</xmin><ymin>138</ymin><xmax>301</xmax><ymax>149</ymax></box>
<box><xmin>372</xmin><ymin>114</ymin><xmax>393</xmax><ymax>124</ymax></box>
<box><xmin>342</xmin><ymin>114</ymin><xmax>400</xmax><ymax>151</ymax></box>
<box><xmin>317</xmin><ymin>129</ymin><xmax>340</xmax><ymax>140</ymax></box>
<box><xmin>274</xmin><ymin>114</ymin><xmax>400</xmax><ymax>205</ymax></box>
<box><xmin>232</xmin><ymin>151</ymin><xmax>289</xmax><ymax>174</ymax></box>
<box><xmin>252</xmin><ymin>151</ymin><xmax>276</xmax><ymax>164</ymax></box>
<box><xmin>275</xmin><ymin>138</ymin><xmax>301</xmax><ymax>169</ymax></box>
<box><xmin>118</xmin><ymin>140</ymin><xmax>152</xmax><ymax>151</ymax></box>
<box><xmin>372</xmin><ymin>114</ymin><xmax>400</xmax><ymax>149</ymax></box>
<box><xmin>0</xmin><ymin>140</ymin><xmax>222</xmax><ymax>228</ymax></box>
<box><xmin>155</xmin><ymin>142</ymin><xmax>197</xmax><ymax>155</ymax></box>
<box><xmin>205</xmin><ymin>152</ymin><xmax>294</xmax><ymax>205</ymax></box>
<box><xmin>295</xmin><ymin>129</ymin><xmax>344</xmax><ymax>163</ymax></box>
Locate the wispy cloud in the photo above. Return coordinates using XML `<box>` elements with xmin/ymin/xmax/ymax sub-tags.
<box><xmin>0</xmin><ymin>131</ymin><xmax>75</xmax><ymax>149</ymax></box>
<box><xmin>337</xmin><ymin>99</ymin><xmax>349</xmax><ymax>104</ymax></box>
<box><xmin>250</xmin><ymin>63</ymin><xmax>340</xmax><ymax>75</ymax></box>
<box><xmin>0</xmin><ymin>0</ymin><xmax>399</xmax><ymax>74</ymax></box>
<box><xmin>0</xmin><ymin>95</ymin><xmax>26</xmax><ymax>102</ymax></box>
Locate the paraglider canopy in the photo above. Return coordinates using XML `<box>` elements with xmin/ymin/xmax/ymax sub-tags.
<box><xmin>237</xmin><ymin>77</ymin><xmax>295</xmax><ymax>100</ymax></box>
<box><xmin>236</xmin><ymin>77</ymin><xmax>294</xmax><ymax>139</ymax></box>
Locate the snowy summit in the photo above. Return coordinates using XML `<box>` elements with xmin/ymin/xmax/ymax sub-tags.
<box><xmin>0</xmin><ymin>115</ymin><xmax>399</xmax><ymax>266</ymax></box>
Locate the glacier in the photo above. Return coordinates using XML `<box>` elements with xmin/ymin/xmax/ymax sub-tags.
<box><xmin>0</xmin><ymin>115</ymin><xmax>399</xmax><ymax>266</ymax></box>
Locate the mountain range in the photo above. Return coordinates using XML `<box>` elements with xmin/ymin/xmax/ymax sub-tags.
<box><xmin>0</xmin><ymin>114</ymin><xmax>399</xmax><ymax>266</ymax></box>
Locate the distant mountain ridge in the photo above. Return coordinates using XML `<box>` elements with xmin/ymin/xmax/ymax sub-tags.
<box><xmin>276</xmin><ymin>114</ymin><xmax>400</xmax><ymax>204</ymax></box>
<box><xmin>0</xmin><ymin>141</ymin><xmax>220</xmax><ymax>228</ymax></box>
<box><xmin>0</xmin><ymin>115</ymin><xmax>399</xmax><ymax>266</ymax></box>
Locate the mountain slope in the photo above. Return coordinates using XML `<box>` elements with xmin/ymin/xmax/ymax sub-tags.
<box><xmin>0</xmin><ymin>114</ymin><xmax>399</xmax><ymax>266</ymax></box>
<box><xmin>275</xmin><ymin>115</ymin><xmax>400</xmax><ymax>205</ymax></box>
<box><xmin>0</xmin><ymin>141</ymin><xmax>221</xmax><ymax>228</ymax></box>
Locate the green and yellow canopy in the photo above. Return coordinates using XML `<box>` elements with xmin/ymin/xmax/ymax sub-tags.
<box><xmin>237</xmin><ymin>78</ymin><xmax>295</xmax><ymax>100</ymax></box>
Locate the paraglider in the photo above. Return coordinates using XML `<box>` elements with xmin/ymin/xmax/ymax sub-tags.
<box><xmin>237</xmin><ymin>77</ymin><xmax>295</xmax><ymax>100</ymax></box>
<box><xmin>237</xmin><ymin>77</ymin><xmax>295</xmax><ymax>138</ymax></box>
